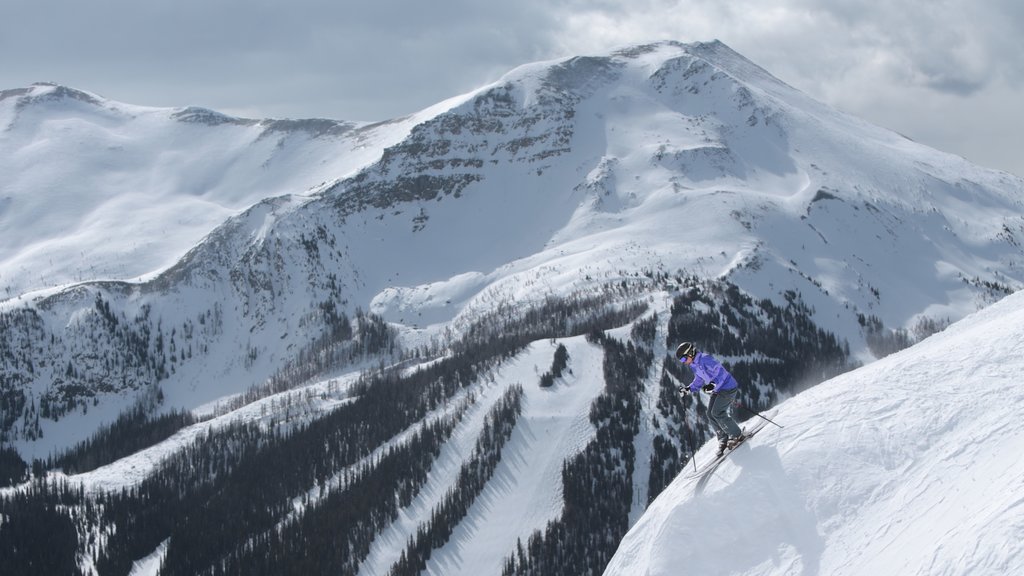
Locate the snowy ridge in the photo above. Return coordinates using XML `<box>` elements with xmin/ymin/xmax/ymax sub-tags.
<box><xmin>606</xmin><ymin>289</ymin><xmax>1024</xmax><ymax>576</ymax></box>
<box><xmin>0</xmin><ymin>82</ymin><xmax>432</xmax><ymax>298</ymax></box>
<box><xmin>1</xmin><ymin>40</ymin><xmax>1023</xmax><ymax>575</ymax></box>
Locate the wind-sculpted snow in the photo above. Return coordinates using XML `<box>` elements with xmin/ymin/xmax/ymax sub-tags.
<box><xmin>606</xmin><ymin>289</ymin><xmax>1024</xmax><ymax>576</ymax></box>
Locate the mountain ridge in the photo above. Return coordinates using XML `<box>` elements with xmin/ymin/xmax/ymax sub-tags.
<box><xmin>1</xmin><ymin>39</ymin><xmax>1022</xmax><ymax>576</ymax></box>
<box><xmin>3</xmin><ymin>36</ymin><xmax>1022</xmax><ymax>458</ymax></box>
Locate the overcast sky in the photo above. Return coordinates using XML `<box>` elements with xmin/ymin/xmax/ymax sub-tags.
<box><xmin>2</xmin><ymin>0</ymin><xmax>1022</xmax><ymax>177</ymax></box>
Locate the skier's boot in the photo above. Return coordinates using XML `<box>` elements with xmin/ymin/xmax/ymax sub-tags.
<box><xmin>726</xmin><ymin>435</ymin><xmax>745</xmax><ymax>450</ymax></box>
<box><xmin>715</xmin><ymin>439</ymin><xmax>729</xmax><ymax>457</ymax></box>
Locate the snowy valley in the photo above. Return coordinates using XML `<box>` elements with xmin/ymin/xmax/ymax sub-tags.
<box><xmin>1</xmin><ymin>40</ymin><xmax>1022</xmax><ymax>575</ymax></box>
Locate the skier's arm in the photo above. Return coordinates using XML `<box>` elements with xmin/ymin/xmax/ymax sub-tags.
<box><xmin>688</xmin><ymin>371</ymin><xmax>706</xmax><ymax>393</ymax></box>
<box><xmin>705</xmin><ymin>359</ymin><xmax>729</xmax><ymax>392</ymax></box>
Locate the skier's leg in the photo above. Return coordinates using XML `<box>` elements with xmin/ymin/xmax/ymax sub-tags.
<box><xmin>709</xmin><ymin>389</ymin><xmax>742</xmax><ymax>438</ymax></box>
<box><xmin>706</xmin><ymin>393</ymin><xmax>728</xmax><ymax>442</ymax></box>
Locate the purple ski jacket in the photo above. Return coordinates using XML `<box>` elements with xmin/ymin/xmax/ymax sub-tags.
<box><xmin>687</xmin><ymin>352</ymin><xmax>739</xmax><ymax>393</ymax></box>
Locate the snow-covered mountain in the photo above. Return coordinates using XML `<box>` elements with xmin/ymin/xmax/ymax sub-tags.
<box><xmin>0</xmin><ymin>82</ymin><xmax>428</xmax><ymax>298</ymax></box>
<box><xmin>605</xmin><ymin>287</ymin><xmax>1024</xmax><ymax>576</ymax></box>
<box><xmin>1</xmin><ymin>40</ymin><xmax>1022</xmax><ymax>575</ymax></box>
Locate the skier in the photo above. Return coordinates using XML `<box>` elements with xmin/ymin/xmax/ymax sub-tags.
<box><xmin>676</xmin><ymin>341</ymin><xmax>744</xmax><ymax>457</ymax></box>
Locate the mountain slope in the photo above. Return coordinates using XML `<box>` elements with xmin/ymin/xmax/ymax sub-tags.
<box><xmin>150</xmin><ymin>38</ymin><xmax>1024</xmax><ymax>347</ymax></box>
<box><xmin>0</xmin><ymin>82</ymin><xmax>432</xmax><ymax>298</ymax></box>
<box><xmin>0</xmin><ymin>40</ymin><xmax>1023</xmax><ymax>576</ymax></box>
<box><xmin>605</xmin><ymin>289</ymin><xmax>1024</xmax><ymax>576</ymax></box>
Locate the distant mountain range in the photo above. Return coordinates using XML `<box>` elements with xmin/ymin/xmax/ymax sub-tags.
<box><xmin>0</xmin><ymin>40</ymin><xmax>1021</xmax><ymax>575</ymax></box>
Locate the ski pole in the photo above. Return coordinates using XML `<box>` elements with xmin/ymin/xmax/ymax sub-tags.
<box><xmin>683</xmin><ymin>422</ymin><xmax>697</xmax><ymax>473</ymax></box>
<box><xmin>734</xmin><ymin>401</ymin><xmax>784</xmax><ymax>429</ymax></box>
<box><xmin>677</xmin><ymin>386</ymin><xmax>698</xmax><ymax>472</ymax></box>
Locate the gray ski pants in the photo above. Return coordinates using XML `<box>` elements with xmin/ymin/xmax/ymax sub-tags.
<box><xmin>707</xmin><ymin>388</ymin><xmax>742</xmax><ymax>440</ymax></box>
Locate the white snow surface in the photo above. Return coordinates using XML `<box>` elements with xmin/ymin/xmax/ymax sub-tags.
<box><xmin>0</xmin><ymin>83</ymin><xmax>428</xmax><ymax>298</ymax></box>
<box><xmin>359</xmin><ymin>336</ymin><xmax>607</xmax><ymax>576</ymax></box>
<box><xmin>2</xmin><ymin>41</ymin><xmax>1024</xmax><ymax>575</ymax></box>
<box><xmin>605</xmin><ymin>289</ymin><xmax>1024</xmax><ymax>576</ymax></box>
<box><xmin>31</xmin><ymin>281</ymin><xmax>1024</xmax><ymax>576</ymax></box>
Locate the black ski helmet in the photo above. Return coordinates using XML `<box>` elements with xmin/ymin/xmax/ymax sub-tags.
<box><xmin>675</xmin><ymin>341</ymin><xmax>697</xmax><ymax>360</ymax></box>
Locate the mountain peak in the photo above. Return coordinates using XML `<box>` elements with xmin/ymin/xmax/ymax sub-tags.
<box><xmin>1</xmin><ymin>82</ymin><xmax>106</xmax><ymax>108</ymax></box>
<box><xmin>2</xmin><ymin>40</ymin><xmax>1024</xmax><ymax>576</ymax></box>
<box><xmin>170</xmin><ymin>105</ymin><xmax>248</xmax><ymax>126</ymax></box>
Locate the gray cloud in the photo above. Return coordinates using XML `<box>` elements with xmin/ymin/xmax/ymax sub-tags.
<box><xmin>1</xmin><ymin>0</ymin><xmax>1021</xmax><ymax>176</ymax></box>
<box><xmin>1</xmin><ymin>0</ymin><xmax>566</xmax><ymax>119</ymax></box>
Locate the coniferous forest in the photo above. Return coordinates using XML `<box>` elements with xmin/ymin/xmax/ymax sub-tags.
<box><xmin>0</xmin><ymin>277</ymin><xmax>860</xmax><ymax>575</ymax></box>
<box><xmin>502</xmin><ymin>327</ymin><xmax>653</xmax><ymax>576</ymax></box>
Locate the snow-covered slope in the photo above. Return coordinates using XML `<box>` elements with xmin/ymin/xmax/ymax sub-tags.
<box><xmin>0</xmin><ymin>83</ymin><xmax>432</xmax><ymax>298</ymax></box>
<box><xmin>1</xmin><ymin>39</ymin><xmax>1023</xmax><ymax>576</ymax></box>
<box><xmin>606</xmin><ymin>289</ymin><xmax>1024</xmax><ymax>576</ymax></box>
<box><xmin>357</xmin><ymin>336</ymin><xmax>609</xmax><ymax>576</ymax></box>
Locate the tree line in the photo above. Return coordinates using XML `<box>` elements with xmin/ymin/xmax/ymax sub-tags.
<box><xmin>0</xmin><ymin>292</ymin><xmax>648</xmax><ymax>575</ymax></box>
<box><xmin>667</xmin><ymin>280</ymin><xmax>857</xmax><ymax>409</ymax></box>
<box><xmin>1</xmin><ymin>277</ymin><xmax>860</xmax><ymax>575</ymax></box>
<box><xmin>390</xmin><ymin>384</ymin><xmax>525</xmax><ymax>576</ymax></box>
<box><xmin>503</xmin><ymin>329</ymin><xmax>653</xmax><ymax>576</ymax></box>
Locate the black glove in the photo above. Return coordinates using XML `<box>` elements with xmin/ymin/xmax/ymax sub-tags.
<box><xmin>678</xmin><ymin>385</ymin><xmax>690</xmax><ymax>396</ymax></box>
<box><xmin>702</xmin><ymin>383</ymin><xmax>716</xmax><ymax>393</ymax></box>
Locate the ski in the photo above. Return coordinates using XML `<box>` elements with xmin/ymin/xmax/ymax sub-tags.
<box><xmin>682</xmin><ymin>417</ymin><xmax>771</xmax><ymax>480</ymax></box>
